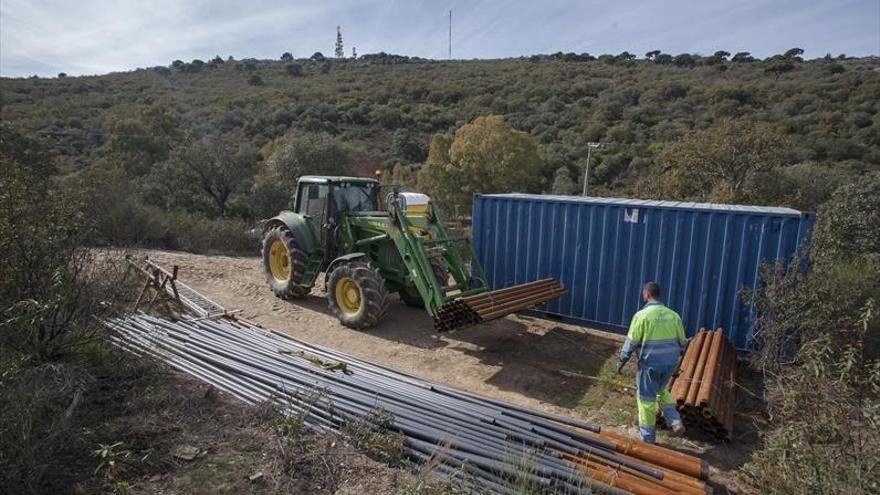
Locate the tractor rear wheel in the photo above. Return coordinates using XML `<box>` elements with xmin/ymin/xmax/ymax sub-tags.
<box><xmin>399</xmin><ymin>261</ymin><xmax>448</xmax><ymax>308</ymax></box>
<box><xmin>261</xmin><ymin>226</ymin><xmax>311</xmax><ymax>299</ymax></box>
<box><xmin>327</xmin><ymin>261</ymin><xmax>390</xmax><ymax>329</ymax></box>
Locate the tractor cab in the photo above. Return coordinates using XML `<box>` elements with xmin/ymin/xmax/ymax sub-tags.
<box><xmin>291</xmin><ymin>176</ymin><xmax>383</xmax><ymax>256</ymax></box>
<box><xmin>293</xmin><ymin>176</ymin><xmax>381</xmax><ymax>220</ymax></box>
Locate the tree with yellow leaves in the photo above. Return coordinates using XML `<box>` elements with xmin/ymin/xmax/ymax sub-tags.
<box><xmin>418</xmin><ymin>115</ymin><xmax>543</xmax><ymax>215</ymax></box>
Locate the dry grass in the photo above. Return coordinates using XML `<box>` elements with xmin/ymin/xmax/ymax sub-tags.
<box><xmin>1</xmin><ymin>349</ymin><xmax>425</xmax><ymax>494</ymax></box>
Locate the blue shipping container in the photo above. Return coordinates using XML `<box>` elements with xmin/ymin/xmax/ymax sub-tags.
<box><xmin>472</xmin><ymin>194</ymin><xmax>815</xmax><ymax>350</ymax></box>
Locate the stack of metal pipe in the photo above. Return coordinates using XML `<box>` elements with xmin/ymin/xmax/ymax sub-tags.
<box><xmin>107</xmin><ymin>314</ymin><xmax>710</xmax><ymax>494</ymax></box>
<box><xmin>434</xmin><ymin>278</ymin><xmax>567</xmax><ymax>332</ymax></box>
<box><xmin>556</xmin><ymin>428</ymin><xmax>709</xmax><ymax>495</ymax></box>
<box><xmin>432</xmin><ymin>298</ymin><xmax>480</xmax><ymax>331</ymax></box>
<box><xmin>665</xmin><ymin>328</ymin><xmax>737</xmax><ymax>441</ymax></box>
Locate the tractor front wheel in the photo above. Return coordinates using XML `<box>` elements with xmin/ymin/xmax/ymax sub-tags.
<box><xmin>327</xmin><ymin>261</ymin><xmax>390</xmax><ymax>329</ymax></box>
<box><xmin>261</xmin><ymin>226</ymin><xmax>311</xmax><ymax>299</ymax></box>
<box><xmin>399</xmin><ymin>261</ymin><xmax>448</xmax><ymax>308</ymax></box>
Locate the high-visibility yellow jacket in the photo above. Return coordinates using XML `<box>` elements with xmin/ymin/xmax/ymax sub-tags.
<box><xmin>619</xmin><ymin>301</ymin><xmax>687</xmax><ymax>367</ymax></box>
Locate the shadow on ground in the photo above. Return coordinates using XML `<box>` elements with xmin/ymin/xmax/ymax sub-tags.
<box><xmin>294</xmin><ymin>289</ymin><xmax>626</xmax><ymax>408</ymax></box>
<box><xmin>292</xmin><ymin>292</ymin><xmax>452</xmax><ymax>350</ymax></box>
<box><xmin>450</xmin><ymin>320</ymin><xmax>621</xmax><ymax>408</ymax></box>
<box><xmin>362</xmin><ymin>294</ymin><xmax>624</xmax><ymax>408</ymax></box>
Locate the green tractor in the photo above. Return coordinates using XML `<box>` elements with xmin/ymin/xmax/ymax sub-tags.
<box><xmin>261</xmin><ymin>176</ymin><xmax>565</xmax><ymax>331</ymax></box>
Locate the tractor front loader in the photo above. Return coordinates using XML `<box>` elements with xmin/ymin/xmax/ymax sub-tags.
<box><xmin>261</xmin><ymin>176</ymin><xmax>565</xmax><ymax>331</ymax></box>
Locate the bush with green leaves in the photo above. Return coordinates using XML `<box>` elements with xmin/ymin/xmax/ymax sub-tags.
<box><xmin>551</xmin><ymin>166</ymin><xmax>578</xmax><ymax>195</ymax></box>
<box><xmin>742</xmin><ymin>176</ymin><xmax>880</xmax><ymax>494</ymax></box>
<box><xmin>61</xmin><ymin>163</ymin><xmax>255</xmax><ymax>254</ymax></box>
<box><xmin>0</xmin><ymin>126</ymin><xmax>133</xmax><ymax>493</ymax></box>
<box><xmin>144</xmin><ymin>133</ymin><xmax>258</xmax><ymax>218</ymax></box>
<box><xmin>418</xmin><ymin>115</ymin><xmax>544</xmax><ymax>214</ymax></box>
<box><xmin>341</xmin><ymin>406</ymin><xmax>405</xmax><ymax>466</ymax></box>
<box><xmin>0</xmin><ymin>136</ymin><xmax>124</xmax><ymax>361</ymax></box>
<box><xmin>811</xmin><ymin>174</ymin><xmax>880</xmax><ymax>262</ymax></box>
<box><xmin>261</xmin><ymin>132</ymin><xmax>355</xmax><ymax>191</ymax></box>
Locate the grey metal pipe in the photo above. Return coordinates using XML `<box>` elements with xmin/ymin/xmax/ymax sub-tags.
<box><xmin>107</xmin><ymin>314</ymin><xmax>680</xmax><ymax>495</ymax></box>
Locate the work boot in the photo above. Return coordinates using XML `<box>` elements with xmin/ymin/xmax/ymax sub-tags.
<box><xmin>638</xmin><ymin>425</ymin><xmax>656</xmax><ymax>443</ymax></box>
<box><xmin>669</xmin><ymin>420</ymin><xmax>686</xmax><ymax>437</ymax></box>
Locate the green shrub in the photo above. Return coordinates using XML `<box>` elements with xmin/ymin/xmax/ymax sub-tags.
<box><xmin>63</xmin><ymin>164</ymin><xmax>256</xmax><ymax>255</ymax></box>
<box><xmin>0</xmin><ymin>133</ymin><xmax>133</xmax><ymax>493</ymax></box>
<box><xmin>812</xmin><ymin>173</ymin><xmax>880</xmax><ymax>261</ymax></box>
<box><xmin>62</xmin><ymin>166</ymin><xmax>172</xmax><ymax>248</ymax></box>
<box><xmin>742</xmin><ymin>176</ymin><xmax>880</xmax><ymax>494</ymax></box>
<box><xmin>0</xmin><ymin>162</ymin><xmax>129</xmax><ymax>361</ymax></box>
<box><xmin>165</xmin><ymin>210</ymin><xmax>256</xmax><ymax>255</ymax></box>
<box><xmin>341</xmin><ymin>407</ymin><xmax>405</xmax><ymax>466</ymax></box>
<box><xmin>262</xmin><ymin>132</ymin><xmax>355</xmax><ymax>190</ymax></box>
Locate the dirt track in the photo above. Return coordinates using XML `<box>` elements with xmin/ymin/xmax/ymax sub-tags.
<box><xmin>143</xmin><ymin>250</ymin><xmax>758</xmax><ymax>492</ymax></box>
<box><xmin>146</xmin><ymin>250</ymin><xmax>625</xmax><ymax>418</ymax></box>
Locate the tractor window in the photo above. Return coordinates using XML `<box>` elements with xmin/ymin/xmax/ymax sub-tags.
<box><xmin>332</xmin><ymin>183</ymin><xmax>377</xmax><ymax>212</ymax></box>
<box><xmin>297</xmin><ymin>183</ymin><xmax>329</xmax><ymax>220</ymax></box>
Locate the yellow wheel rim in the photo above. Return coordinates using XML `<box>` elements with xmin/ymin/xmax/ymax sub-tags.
<box><xmin>268</xmin><ymin>240</ymin><xmax>291</xmax><ymax>282</ymax></box>
<box><xmin>335</xmin><ymin>277</ymin><xmax>362</xmax><ymax>315</ymax></box>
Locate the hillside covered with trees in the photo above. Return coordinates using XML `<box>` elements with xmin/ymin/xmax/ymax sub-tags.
<box><xmin>1</xmin><ymin>50</ymin><xmax>878</xmax><ymax>250</ymax></box>
<box><xmin>2</xmin><ymin>49</ymin><xmax>880</xmax><ymax>495</ymax></box>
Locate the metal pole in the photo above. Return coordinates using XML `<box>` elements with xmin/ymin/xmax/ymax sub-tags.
<box><xmin>448</xmin><ymin>10</ymin><xmax>452</xmax><ymax>60</ymax></box>
<box><xmin>582</xmin><ymin>145</ymin><xmax>592</xmax><ymax>196</ymax></box>
<box><xmin>581</xmin><ymin>143</ymin><xmax>600</xmax><ymax>197</ymax></box>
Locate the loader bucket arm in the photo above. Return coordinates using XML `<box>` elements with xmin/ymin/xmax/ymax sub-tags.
<box><xmin>387</xmin><ymin>199</ymin><xmax>468</xmax><ymax>316</ymax></box>
<box><xmin>387</xmin><ymin>199</ymin><xmax>567</xmax><ymax>332</ymax></box>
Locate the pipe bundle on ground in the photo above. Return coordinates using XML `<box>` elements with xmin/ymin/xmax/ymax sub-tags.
<box><xmin>664</xmin><ymin>328</ymin><xmax>737</xmax><ymax>442</ymax></box>
<box><xmin>434</xmin><ymin>278</ymin><xmax>567</xmax><ymax>332</ymax></box>
<box><xmin>107</xmin><ymin>314</ymin><xmax>709</xmax><ymax>494</ymax></box>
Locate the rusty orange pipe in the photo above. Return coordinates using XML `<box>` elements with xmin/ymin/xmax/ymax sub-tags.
<box><xmin>561</xmin><ymin>453</ymin><xmax>680</xmax><ymax>495</ymax></box>
<box><xmin>696</xmin><ymin>328</ymin><xmax>724</xmax><ymax>407</ymax></box>
<box><xmin>709</xmin><ymin>339</ymin><xmax>735</xmax><ymax>440</ymax></box>
<box><xmin>586</xmin><ymin>442</ymin><xmax>710</xmax><ymax>491</ymax></box>
<box><xmin>589</xmin><ymin>429</ymin><xmax>709</xmax><ymax>481</ymax></box>
<box><xmin>705</xmin><ymin>342</ymin><xmax>727</xmax><ymax>419</ymax></box>
<box><xmin>672</xmin><ymin>329</ymin><xmax>705</xmax><ymax>400</ymax></box>
<box><xmin>464</xmin><ymin>281</ymin><xmax>559</xmax><ymax>308</ymax></box>
<box><xmin>673</xmin><ymin>329</ymin><xmax>707</xmax><ymax>404</ymax></box>
<box><xmin>685</xmin><ymin>330</ymin><xmax>715</xmax><ymax>407</ymax></box>
<box><xmin>580</xmin><ymin>449</ymin><xmax>709</xmax><ymax>494</ymax></box>
<box><xmin>476</xmin><ymin>289</ymin><xmax>568</xmax><ymax>320</ymax></box>
<box><xmin>579</xmin><ymin>454</ymin><xmax>709</xmax><ymax>495</ymax></box>
<box><xmin>456</xmin><ymin>278</ymin><xmax>557</xmax><ymax>303</ymax></box>
<box><xmin>562</xmin><ymin>429</ymin><xmax>708</xmax><ymax>484</ymax></box>
<box><xmin>564</xmin><ymin>449</ymin><xmax>708</xmax><ymax>495</ymax></box>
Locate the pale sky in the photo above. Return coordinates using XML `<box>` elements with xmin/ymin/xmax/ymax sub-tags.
<box><xmin>1</xmin><ymin>0</ymin><xmax>878</xmax><ymax>77</ymax></box>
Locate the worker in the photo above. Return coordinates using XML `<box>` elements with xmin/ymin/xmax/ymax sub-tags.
<box><xmin>617</xmin><ymin>281</ymin><xmax>687</xmax><ymax>443</ymax></box>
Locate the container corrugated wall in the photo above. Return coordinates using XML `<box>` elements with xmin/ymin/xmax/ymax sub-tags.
<box><xmin>472</xmin><ymin>194</ymin><xmax>815</xmax><ymax>350</ymax></box>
